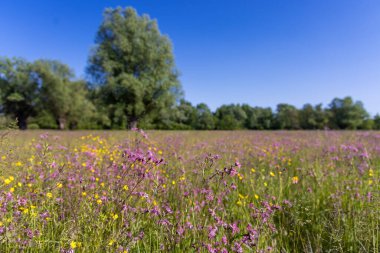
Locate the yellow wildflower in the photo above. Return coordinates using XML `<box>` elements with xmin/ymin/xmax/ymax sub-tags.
<box><xmin>46</xmin><ymin>192</ymin><xmax>53</xmax><ymax>198</ymax></box>
<box><xmin>238</xmin><ymin>193</ymin><xmax>248</xmax><ymax>199</ymax></box>
<box><xmin>70</xmin><ymin>241</ymin><xmax>78</xmax><ymax>249</ymax></box>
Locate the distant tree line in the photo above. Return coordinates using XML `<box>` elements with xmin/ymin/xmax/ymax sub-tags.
<box><xmin>1</xmin><ymin>7</ymin><xmax>379</xmax><ymax>130</ymax></box>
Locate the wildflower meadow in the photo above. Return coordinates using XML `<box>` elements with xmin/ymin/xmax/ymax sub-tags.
<box><xmin>0</xmin><ymin>130</ymin><xmax>378</xmax><ymax>252</ymax></box>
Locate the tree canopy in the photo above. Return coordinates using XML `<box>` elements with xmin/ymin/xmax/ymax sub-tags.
<box><xmin>0</xmin><ymin>57</ymin><xmax>39</xmax><ymax>129</ymax></box>
<box><xmin>328</xmin><ymin>97</ymin><xmax>369</xmax><ymax>129</ymax></box>
<box><xmin>87</xmin><ymin>7</ymin><xmax>182</xmax><ymax>129</ymax></box>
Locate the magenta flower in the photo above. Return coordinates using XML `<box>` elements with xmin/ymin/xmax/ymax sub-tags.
<box><xmin>208</xmin><ymin>226</ymin><xmax>218</xmax><ymax>239</ymax></box>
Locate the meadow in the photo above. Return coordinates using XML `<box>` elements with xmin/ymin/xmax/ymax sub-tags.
<box><xmin>0</xmin><ymin>130</ymin><xmax>378</xmax><ymax>252</ymax></box>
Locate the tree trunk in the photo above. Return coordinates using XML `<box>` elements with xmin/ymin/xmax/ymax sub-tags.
<box><xmin>58</xmin><ymin>117</ymin><xmax>66</xmax><ymax>130</ymax></box>
<box><xmin>17</xmin><ymin>116</ymin><xmax>28</xmax><ymax>130</ymax></box>
<box><xmin>129</xmin><ymin>117</ymin><xmax>138</xmax><ymax>129</ymax></box>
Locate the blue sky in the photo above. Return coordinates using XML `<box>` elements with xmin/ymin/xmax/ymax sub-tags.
<box><xmin>1</xmin><ymin>0</ymin><xmax>379</xmax><ymax>115</ymax></box>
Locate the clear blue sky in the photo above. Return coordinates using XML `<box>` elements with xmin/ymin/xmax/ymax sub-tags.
<box><xmin>1</xmin><ymin>0</ymin><xmax>379</xmax><ymax>115</ymax></box>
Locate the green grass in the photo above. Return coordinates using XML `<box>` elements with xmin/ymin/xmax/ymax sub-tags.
<box><xmin>0</xmin><ymin>130</ymin><xmax>378</xmax><ymax>252</ymax></box>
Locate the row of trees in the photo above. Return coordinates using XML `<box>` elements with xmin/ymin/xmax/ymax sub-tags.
<box><xmin>0</xmin><ymin>58</ymin><xmax>98</xmax><ymax>130</ymax></box>
<box><xmin>0</xmin><ymin>60</ymin><xmax>378</xmax><ymax>131</ymax></box>
<box><xmin>1</xmin><ymin>7</ymin><xmax>379</xmax><ymax>130</ymax></box>
<box><xmin>166</xmin><ymin>98</ymin><xmax>380</xmax><ymax>130</ymax></box>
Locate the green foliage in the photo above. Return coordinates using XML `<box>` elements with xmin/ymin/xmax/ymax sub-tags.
<box><xmin>359</xmin><ymin>119</ymin><xmax>374</xmax><ymax>130</ymax></box>
<box><xmin>215</xmin><ymin>104</ymin><xmax>247</xmax><ymax>130</ymax></box>
<box><xmin>242</xmin><ymin>104</ymin><xmax>273</xmax><ymax>130</ymax></box>
<box><xmin>0</xmin><ymin>57</ymin><xmax>40</xmax><ymax>129</ymax></box>
<box><xmin>174</xmin><ymin>99</ymin><xmax>197</xmax><ymax>128</ymax></box>
<box><xmin>0</xmin><ymin>56</ymin><xmax>377</xmax><ymax>130</ymax></box>
<box><xmin>27</xmin><ymin>123</ymin><xmax>40</xmax><ymax>129</ymax></box>
<box><xmin>328</xmin><ymin>97</ymin><xmax>369</xmax><ymax>130</ymax></box>
<box><xmin>87</xmin><ymin>7</ymin><xmax>182</xmax><ymax>129</ymax></box>
<box><xmin>374</xmin><ymin>114</ymin><xmax>380</xmax><ymax>130</ymax></box>
<box><xmin>299</xmin><ymin>103</ymin><xmax>329</xmax><ymax>129</ymax></box>
<box><xmin>274</xmin><ymin>103</ymin><xmax>300</xmax><ymax>130</ymax></box>
<box><xmin>33</xmin><ymin>60</ymin><xmax>96</xmax><ymax>130</ymax></box>
<box><xmin>0</xmin><ymin>115</ymin><xmax>18</xmax><ymax>130</ymax></box>
<box><xmin>195</xmin><ymin>103</ymin><xmax>215</xmax><ymax>130</ymax></box>
<box><xmin>31</xmin><ymin>110</ymin><xmax>58</xmax><ymax>129</ymax></box>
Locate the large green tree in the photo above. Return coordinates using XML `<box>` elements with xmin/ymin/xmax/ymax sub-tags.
<box><xmin>373</xmin><ymin>114</ymin><xmax>380</xmax><ymax>130</ymax></box>
<box><xmin>194</xmin><ymin>103</ymin><xmax>215</xmax><ymax>130</ymax></box>
<box><xmin>242</xmin><ymin>104</ymin><xmax>273</xmax><ymax>130</ymax></box>
<box><xmin>33</xmin><ymin>60</ymin><xmax>96</xmax><ymax>130</ymax></box>
<box><xmin>299</xmin><ymin>103</ymin><xmax>329</xmax><ymax>129</ymax></box>
<box><xmin>274</xmin><ymin>103</ymin><xmax>300</xmax><ymax>130</ymax></box>
<box><xmin>215</xmin><ymin>104</ymin><xmax>247</xmax><ymax>130</ymax></box>
<box><xmin>87</xmin><ymin>7</ymin><xmax>181</xmax><ymax>129</ymax></box>
<box><xmin>0</xmin><ymin>57</ymin><xmax>39</xmax><ymax>129</ymax></box>
<box><xmin>328</xmin><ymin>97</ymin><xmax>369</xmax><ymax>129</ymax></box>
